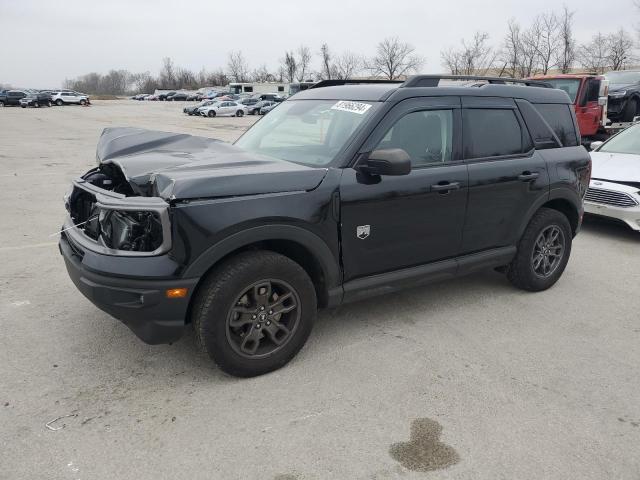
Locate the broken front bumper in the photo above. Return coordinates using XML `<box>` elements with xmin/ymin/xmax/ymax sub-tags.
<box><xmin>59</xmin><ymin>232</ymin><xmax>198</xmax><ymax>344</ymax></box>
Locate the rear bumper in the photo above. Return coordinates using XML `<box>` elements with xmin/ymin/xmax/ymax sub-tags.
<box><xmin>59</xmin><ymin>234</ymin><xmax>199</xmax><ymax>344</ymax></box>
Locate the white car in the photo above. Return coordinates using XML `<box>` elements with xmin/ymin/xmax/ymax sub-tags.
<box><xmin>200</xmin><ymin>101</ymin><xmax>247</xmax><ymax>118</ymax></box>
<box><xmin>51</xmin><ymin>91</ymin><xmax>89</xmax><ymax>106</ymax></box>
<box><xmin>586</xmin><ymin>122</ymin><xmax>640</xmax><ymax>231</ymax></box>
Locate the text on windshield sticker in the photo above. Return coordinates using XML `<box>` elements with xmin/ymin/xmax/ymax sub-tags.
<box><xmin>331</xmin><ymin>101</ymin><xmax>372</xmax><ymax>115</ymax></box>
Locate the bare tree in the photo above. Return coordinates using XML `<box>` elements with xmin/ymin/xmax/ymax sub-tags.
<box><xmin>333</xmin><ymin>51</ymin><xmax>362</xmax><ymax>79</ymax></box>
<box><xmin>556</xmin><ymin>6</ymin><xmax>576</xmax><ymax>73</ymax></box>
<box><xmin>159</xmin><ymin>57</ymin><xmax>176</xmax><ymax>88</ymax></box>
<box><xmin>578</xmin><ymin>32</ymin><xmax>610</xmax><ymax>74</ymax></box>
<box><xmin>296</xmin><ymin>45</ymin><xmax>312</xmax><ymax>81</ymax></box>
<box><xmin>532</xmin><ymin>12</ymin><xmax>561</xmax><ymax>75</ymax></box>
<box><xmin>519</xmin><ymin>20</ymin><xmax>544</xmax><ymax>78</ymax></box>
<box><xmin>227</xmin><ymin>50</ymin><xmax>250</xmax><ymax>82</ymax></box>
<box><xmin>441</xmin><ymin>32</ymin><xmax>496</xmax><ymax>76</ymax></box>
<box><xmin>368</xmin><ymin>37</ymin><xmax>424</xmax><ymax>80</ymax></box>
<box><xmin>319</xmin><ymin>43</ymin><xmax>333</xmax><ymax>80</ymax></box>
<box><xmin>251</xmin><ymin>64</ymin><xmax>275</xmax><ymax>83</ymax></box>
<box><xmin>606</xmin><ymin>28</ymin><xmax>636</xmax><ymax>70</ymax></box>
<box><xmin>282</xmin><ymin>51</ymin><xmax>297</xmax><ymax>83</ymax></box>
<box><xmin>498</xmin><ymin>19</ymin><xmax>523</xmax><ymax>77</ymax></box>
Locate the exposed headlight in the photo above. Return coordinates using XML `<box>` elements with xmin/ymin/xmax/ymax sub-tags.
<box><xmin>609</xmin><ymin>90</ymin><xmax>627</xmax><ymax>98</ymax></box>
<box><xmin>98</xmin><ymin>209</ymin><xmax>164</xmax><ymax>252</ymax></box>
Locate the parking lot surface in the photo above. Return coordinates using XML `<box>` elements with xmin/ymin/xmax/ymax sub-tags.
<box><xmin>1</xmin><ymin>100</ymin><xmax>639</xmax><ymax>480</ymax></box>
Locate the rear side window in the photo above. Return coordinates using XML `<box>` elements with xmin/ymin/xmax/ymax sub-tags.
<box><xmin>463</xmin><ymin>109</ymin><xmax>523</xmax><ymax>159</ymax></box>
<box><xmin>534</xmin><ymin>104</ymin><xmax>579</xmax><ymax>147</ymax></box>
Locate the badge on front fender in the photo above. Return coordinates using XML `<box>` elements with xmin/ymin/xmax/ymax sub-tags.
<box><xmin>356</xmin><ymin>225</ymin><xmax>370</xmax><ymax>239</ymax></box>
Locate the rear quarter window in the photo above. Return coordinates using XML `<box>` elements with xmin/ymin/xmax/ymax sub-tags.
<box><xmin>533</xmin><ymin>104</ymin><xmax>579</xmax><ymax>147</ymax></box>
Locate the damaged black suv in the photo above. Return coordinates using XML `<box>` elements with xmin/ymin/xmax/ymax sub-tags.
<box><xmin>60</xmin><ymin>76</ymin><xmax>591</xmax><ymax>377</ymax></box>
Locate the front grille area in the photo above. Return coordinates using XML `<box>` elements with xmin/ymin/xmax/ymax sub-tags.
<box><xmin>585</xmin><ymin>187</ymin><xmax>639</xmax><ymax>208</ymax></box>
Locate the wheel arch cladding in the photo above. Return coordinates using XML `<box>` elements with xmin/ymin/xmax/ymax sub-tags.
<box><xmin>182</xmin><ymin>225</ymin><xmax>341</xmax><ymax>311</ymax></box>
<box><xmin>541</xmin><ymin>198</ymin><xmax>580</xmax><ymax>235</ymax></box>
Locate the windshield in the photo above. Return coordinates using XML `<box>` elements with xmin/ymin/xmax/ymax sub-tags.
<box><xmin>235</xmin><ymin>99</ymin><xmax>379</xmax><ymax>166</ymax></box>
<box><xmin>605</xmin><ymin>71</ymin><xmax>640</xmax><ymax>85</ymax></box>
<box><xmin>598</xmin><ymin>124</ymin><xmax>640</xmax><ymax>155</ymax></box>
<box><xmin>544</xmin><ymin>79</ymin><xmax>581</xmax><ymax>102</ymax></box>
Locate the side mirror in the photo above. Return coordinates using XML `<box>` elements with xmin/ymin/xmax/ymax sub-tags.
<box><xmin>360</xmin><ymin>149</ymin><xmax>411</xmax><ymax>176</ymax></box>
<box><xmin>590</xmin><ymin>141</ymin><xmax>603</xmax><ymax>151</ymax></box>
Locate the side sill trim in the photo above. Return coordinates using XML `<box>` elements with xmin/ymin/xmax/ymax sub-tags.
<box><xmin>341</xmin><ymin>246</ymin><xmax>516</xmax><ymax>304</ymax></box>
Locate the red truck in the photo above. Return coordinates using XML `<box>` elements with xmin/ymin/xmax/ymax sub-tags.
<box><xmin>530</xmin><ymin>74</ymin><xmax>610</xmax><ymax>145</ymax></box>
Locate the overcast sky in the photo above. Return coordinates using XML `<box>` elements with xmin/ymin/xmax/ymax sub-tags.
<box><xmin>0</xmin><ymin>0</ymin><xmax>637</xmax><ymax>88</ymax></box>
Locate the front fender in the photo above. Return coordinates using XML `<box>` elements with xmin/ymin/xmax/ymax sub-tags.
<box><xmin>182</xmin><ymin>224</ymin><xmax>342</xmax><ymax>290</ymax></box>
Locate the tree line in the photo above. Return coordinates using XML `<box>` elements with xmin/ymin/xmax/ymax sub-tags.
<box><xmin>442</xmin><ymin>7</ymin><xmax>637</xmax><ymax>77</ymax></box>
<box><xmin>61</xmin><ymin>7</ymin><xmax>638</xmax><ymax>95</ymax></box>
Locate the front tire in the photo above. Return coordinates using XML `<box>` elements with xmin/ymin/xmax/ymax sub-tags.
<box><xmin>207</xmin><ymin>110</ymin><xmax>216</xmax><ymax>117</ymax></box>
<box><xmin>79</xmin><ymin>99</ymin><xmax>86</xmax><ymax>106</ymax></box>
<box><xmin>506</xmin><ymin>208</ymin><xmax>572</xmax><ymax>292</ymax></box>
<box><xmin>192</xmin><ymin>251</ymin><xmax>317</xmax><ymax>377</ymax></box>
<box><xmin>56</xmin><ymin>99</ymin><xmax>63</xmax><ymax>106</ymax></box>
<box><xmin>236</xmin><ymin>110</ymin><xmax>244</xmax><ymax>117</ymax></box>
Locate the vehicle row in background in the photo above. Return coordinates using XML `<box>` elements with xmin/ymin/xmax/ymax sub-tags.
<box><xmin>0</xmin><ymin>89</ymin><xmax>90</xmax><ymax>108</ymax></box>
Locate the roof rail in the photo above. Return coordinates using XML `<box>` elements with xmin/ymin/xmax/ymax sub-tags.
<box><xmin>310</xmin><ymin>79</ymin><xmax>404</xmax><ymax>89</ymax></box>
<box><xmin>401</xmin><ymin>75</ymin><xmax>552</xmax><ymax>88</ymax></box>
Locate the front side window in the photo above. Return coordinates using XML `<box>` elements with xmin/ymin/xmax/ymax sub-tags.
<box><xmin>235</xmin><ymin>99</ymin><xmax>379</xmax><ymax>167</ymax></box>
<box><xmin>374</xmin><ymin>110</ymin><xmax>453</xmax><ymax>165</ymax></box>
<box><xmin>463</xmin><ymin>109</ymin><xmax>523</xmax><ymax>158</ymax></box>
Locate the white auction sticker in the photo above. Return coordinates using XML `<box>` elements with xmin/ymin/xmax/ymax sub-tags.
<box><xmin>331</xmin><ymin>101</ymin><xmax>372</xmax><ymax>115</ymax></box>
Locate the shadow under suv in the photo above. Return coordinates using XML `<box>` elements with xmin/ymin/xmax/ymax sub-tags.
<box><xmin>59</xmin><ymin>75</ymin><xmax>591</xmax><ymax>377</ymax></box>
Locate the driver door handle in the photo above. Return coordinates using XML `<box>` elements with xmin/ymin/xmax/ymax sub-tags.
<box><xmin>518</xmin><ymin>171</ymin><xmax>540</xmax><ymax>181</ymax></box>
<box><xmin>431</xmin><ymin>181</ymin><xmax>461</xmax><ymax>192</ymax></box>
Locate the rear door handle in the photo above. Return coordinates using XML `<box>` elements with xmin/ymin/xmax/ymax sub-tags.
<box><xmin>518</xmin><ymin>172</ymin><xmax>540</xmax><ymax>181</ymax></box>
<box><xmin>431</xmin><ymin>181</ymin><xmax>461</xmax><ymax>192</ymax></box>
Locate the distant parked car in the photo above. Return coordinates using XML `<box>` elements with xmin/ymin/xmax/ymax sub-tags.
<box><xmin>604</xmin><ymin>70</ymin><xmax>640</xmax><ymax>122</ymax></box>
<box><xmin>20</xmin><ymin>92</ymin><xmax>53</xmax><ymax>108</ymax></box>
<box><xmin>248</xmin><ymin>100</ymin><xmax>275</xmax><ymax>115</ymax></box>
<box><xmin>51</xmin><ymin>91</ymin><xmax>89</xmax><ymax>106</ymax></box>
<box><xmin>252</xmin><ymin>93</ymin><xmax>285</xmax><ymax>102</ymax></box>
<box><xmin>199</xmin><ymin>101</ymin><xmax>247</xmax><ymax>117</ymax></box>
<box><xmin>186</xmin><ymin>92</ymin><xmax>200</xmax><ymax>101</ymax></box>
<box><xmin>0</xmin><ymin>89</ymin><xmax>28</xmax><ymax>106</ymax></box>
<box><xmin>259</xmin><ymin>102</ymin><xmax>278</xmax><ymax>114</ymax></box>
<box><xmin>236</xmin><ymin>97</ymin><xmax>260</xmax><ymax>108</ymax></box>
<box><xmin>158</xmin><ymin>91</ymin><xmax>176</xmax><ymax>101</ymax></box>
<box><xmin>585</xmin><ymin>122</ymin><xmax>640</xmax><ymax>231</ymax></box>
<box><xmin>184</xmin><ymin>100</ymin><xmax>218</xmax><ymax>116</ymax></box>
<box><xmin>131</xmin><ymin>93</ymin><xmax>150</xmax><ymax>100</ymax></box>
<box><xmin>167</xmin><ymin>91</ymin><xmax>189</xmax><ymax>101</ymax></box>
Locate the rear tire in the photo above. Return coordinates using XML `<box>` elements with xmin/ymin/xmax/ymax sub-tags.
<box><xmin>192</xmin><ymin>251</ymin><xmax>317</xmax><ymax>377</ymax></box>
<box><xmin>506</xmin><ymin>208</ymin><xmax>572</xmax><ymax>292</ymax></box>
<box><xmin>47</xmin><ymin>101</ymin><xmax>52</xmax><ymax>107</ymax></box>
<box><xmin>236</xmin><ymin>110</ymin><xmax>244</xmax><ymax>117</ymax></box>
<box><xmin>207</xmin><ymin>110</ymin><xmax>216</xmax><ymax>117</ymax></box>
<box><xmin>0</xmin><ymin>101</ymin><xmax>4</xmax><ymax>107</ymax></box>
<box><xmin>56</xmin><ymin>99</ymin><xmax>63</xmax><ymax>106</ymax></box>
<box><xmin>622</xmin><ymin>98</ymin><xmax>638</xmax><ymax>122</ymax></box>
<box><xmin>34</xmin><ymin>102</ymin><xmax>39</xmax><ymax>108</ymax></box>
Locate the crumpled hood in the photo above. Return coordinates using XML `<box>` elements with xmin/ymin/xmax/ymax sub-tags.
<box><xmin>96</xmin><ymin>127</ymin><xmax>328</xmax><ymax>200</ymax></box>
<box><xmin>590</xmin><ymin>151</ymin><xmax>640</xmax><ymax>182</ymax></box>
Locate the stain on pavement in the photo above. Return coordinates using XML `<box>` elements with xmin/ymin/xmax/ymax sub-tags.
<box><xmin>389</xmin><ymin>418</ymin><xmax>459</xmax><ymax>472</ymax></box>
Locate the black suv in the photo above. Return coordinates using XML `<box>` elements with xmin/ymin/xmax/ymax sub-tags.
<box><xmin>0</xmin><ymin>89</ymin><xmax>27</xmax><ymax>106</ymax></box>
<box><xmin>59</xmin><ymin>76</ymin><xmax>591</xmax><ymax>377</ymax></box>
<box><xmin>20</xmin><ymin>91</ymin><xmax>53</xmax><ymax>108</ymax></box>
<box><xmin>604</xmin><ymin>70</ymin><xmax>640</xmax><ymax>122</ymax></box>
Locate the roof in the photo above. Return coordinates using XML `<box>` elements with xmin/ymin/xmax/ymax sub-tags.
<box><xmin>293</xmin><ymin>82</ymin><xmax>572</xmax><ymax>104</ymax></box>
